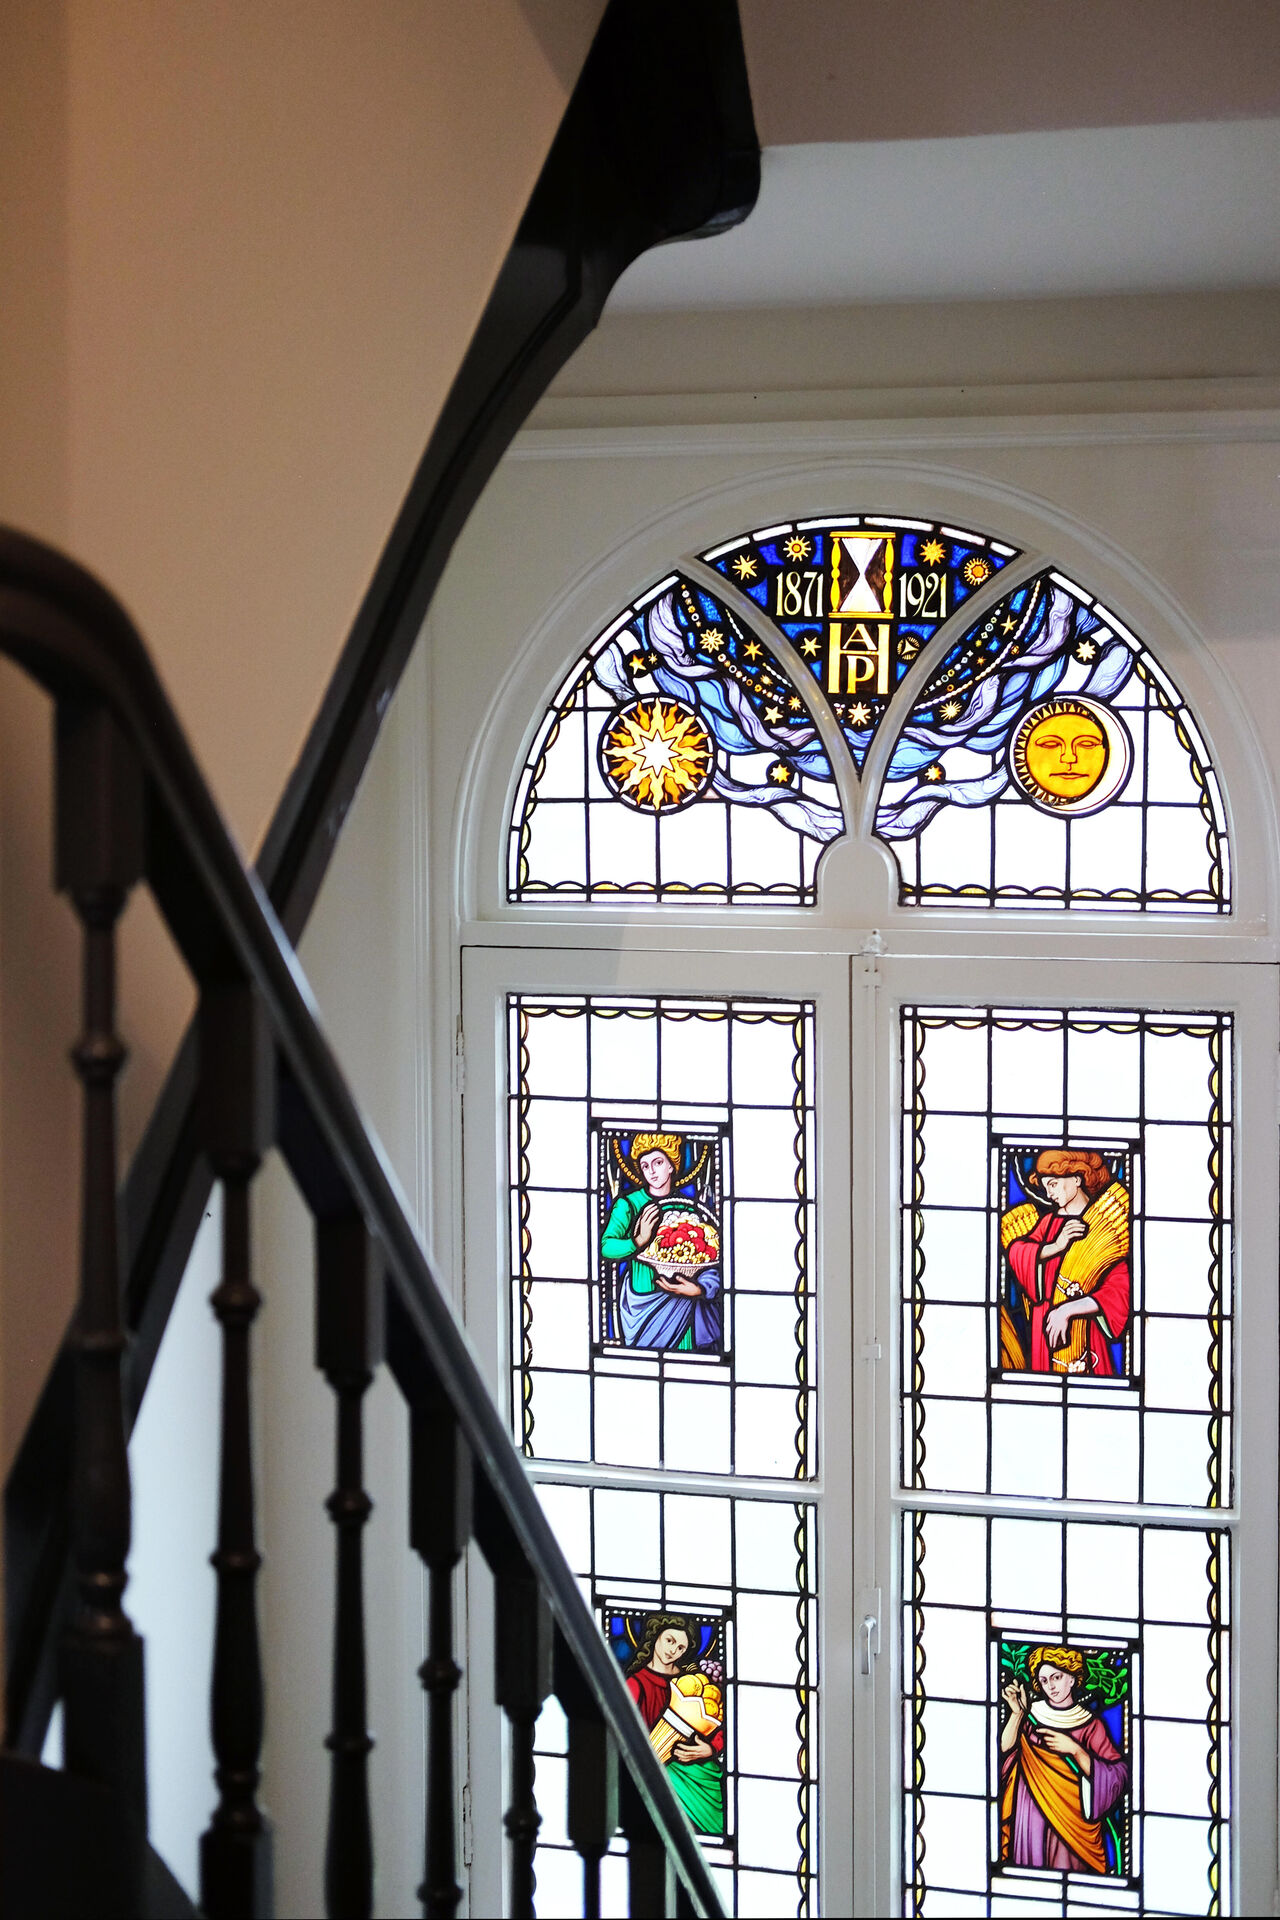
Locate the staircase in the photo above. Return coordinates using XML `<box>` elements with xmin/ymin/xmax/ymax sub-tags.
<box><xmin>0</xmin><ymin>6</ymin><xmax>759</xmax><ymax>1914</ymax></box>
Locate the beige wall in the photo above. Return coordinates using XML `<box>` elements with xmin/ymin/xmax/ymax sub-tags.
<box><xmin>0</xmin><ymin>0</ymin><xmax>605</xmax><ymax>1468</ymax></box>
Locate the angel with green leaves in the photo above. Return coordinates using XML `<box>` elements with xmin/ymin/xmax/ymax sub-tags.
<box><xmin>999</xmin><ymin>1641</ymin><xmax>1130</xmax><ymax>1876</ymax></box>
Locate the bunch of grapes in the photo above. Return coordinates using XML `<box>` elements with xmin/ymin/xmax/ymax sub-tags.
<box><xmin>699</xmin><ymin>1658</ymin><xmax>723</xmax><ymax>1686</ymax></box>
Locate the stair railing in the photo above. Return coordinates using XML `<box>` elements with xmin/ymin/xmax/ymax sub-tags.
<box><xmin>0</xmin><ymin>524</ymin><xmax>725</xmax><ymax>1919</ymax></box>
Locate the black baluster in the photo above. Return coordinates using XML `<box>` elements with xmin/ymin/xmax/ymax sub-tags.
<box><xmin>494</xmin><ymin>1568</ymin><xmax>553</xmax><ymax>1920</ymax></box>
<box><xmin>55</xmin><ymin>704</ymin><xmax>147</xmax><ymax>1863</ymax></box>
<box><xmin>618</xmin><ymin>1771</ymin><xmax>676</xmax><ymax>1919</ymax></box>
<box><xmin>554</xmin><ymin>1626</ymin><xmax>618</xmax><ymax>1920</ymax></box>
<box><xmin>410</xmin><ymin>1389</ymin><xmax>471</xmax><ymax>1918</ymax></box>
<box><xmin>317</xmin><ymin>1213</ymin><xmax>383</xmax><ymax>1920</ymax></box>
<box><xmin>198</xmin><ymin>982</ymin><xmax>273</xmax><ymax>1920</ymax></box>
<box><xmin>567</xmin><ymin>1712</ymin><xmax>617</xmax><ymax>1920</ymax></box>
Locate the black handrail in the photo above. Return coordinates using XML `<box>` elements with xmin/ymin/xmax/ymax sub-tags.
<box><xmin>5</xmin><ymin>0</ymin><xmax>759</xmax><ymax>1760</ymax></box>
<box><xmin>0</xmin><ymin>522</ymin><xmax>725</xmax><ymax>1915</ymax></box>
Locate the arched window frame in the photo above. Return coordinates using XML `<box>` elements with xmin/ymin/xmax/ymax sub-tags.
<box><xmin>432</xmin><ymin>452</ymin><xmax>1280</xmax><ymax>1919</ymax></box>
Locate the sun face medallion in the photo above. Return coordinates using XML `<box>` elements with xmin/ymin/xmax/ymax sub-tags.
<box><xmin>1009</xmin><ymin>695</ymin><xmax>1133</xmax><ymax>816</ymax></box>
<box><xmin>598</xmin><ymin>697</ymin><xmax>716</xmax><ymax>813</ymax></box>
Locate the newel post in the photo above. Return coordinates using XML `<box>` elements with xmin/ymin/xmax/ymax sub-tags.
<box><xmin>54</xmin><ymin>701</ymin><xmax>147</xmax><ymax>1835</ymax></box>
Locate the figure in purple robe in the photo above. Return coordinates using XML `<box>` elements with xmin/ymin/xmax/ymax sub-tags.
<box><xmin>1000</xmin><ymin>1645</ymin><xmax>1128</xmax><ymax>1874</ymax></box>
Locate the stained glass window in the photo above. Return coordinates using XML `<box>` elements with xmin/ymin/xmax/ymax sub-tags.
<box><xmin>508</xmin><ymin>992</ymin><xmax>816</xmax><ymax>1479</ymax></box>
<box><xmin>901</xmin><ymin>1511</ymin><xmax>1230</xmax><ymax>1916</ymax></box>
<box><xmin>900</xmin><ymin>1005</ymin><xmax>1232</xmax><ymax>1508</ymax></box>
<box><xmin>531</xmin><ymin>1484</ymin><xmax>819</xmax><ymax>1918</ymax></box>
<box><xmin>701</xmin><ymin>517</ymin><xmax>1017</xmax><ymax>765</ymax></box>
<box><xmin>875</xmin><ymin>571</ymin><xmax>1230</xmax><ymax>911</ymax></box>
<box><xmin>509</xmin><ymin>575</ymin><xmax>844</xmax><ymax>904</ymax></box>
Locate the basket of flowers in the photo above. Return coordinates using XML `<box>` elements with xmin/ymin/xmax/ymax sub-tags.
<box><xmin>645</xmin><ymin>1206</ymin><xmax>720</xmax><ymax>1282</ymax></box>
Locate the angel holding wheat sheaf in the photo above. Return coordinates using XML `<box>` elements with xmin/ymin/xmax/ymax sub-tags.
<box><xmin>1000</xmin><ymin>1149</ymin><xmax>1131</xmax><ymax>1376</ymax></box>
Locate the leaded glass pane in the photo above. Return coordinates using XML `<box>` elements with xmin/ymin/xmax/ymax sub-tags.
<box><xmin>509</xmin><ymin>993</ymin><xmax>817</xmax><ymax>1479</ymax></box>
<box><xmin>901</xmin><ymin>1511</ymin><xmax>1230</xmax><ymax>1917</ymax></box>
<box><xmin>534</xmin><ymin>1483</ymin><xmax>820</xmax><ymax>1917</ymax></box>
<box><xmin>701</xmin><ymin>517</ymin><xmax>1018</xmax><ymax>766</ymax></box>
<box><xmin>875</xmin><ymin>572</ymin><xmax>1230</xmax><ymax>911</ymax></box>
<box><xmin>509</xmin><ymin>577</ymin><xmax>844</xmax><ymax>903</ymax></box>
<box><xmin>901</xmin><ymin>1006</ymin><xmax>1233</xmax><ymax>1507</ymax></box>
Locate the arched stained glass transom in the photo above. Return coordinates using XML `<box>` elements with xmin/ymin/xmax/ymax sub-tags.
<box><xmin>508</xmin><ymin>515</ymin><xmax>1230</xmax><ymax>915</ymax></box>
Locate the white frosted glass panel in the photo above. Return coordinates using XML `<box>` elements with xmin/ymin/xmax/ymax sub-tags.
<box><xmin>990</xmin><ymin>1022</ymin><xmax>1064</xmax><ymax>1120</ymax></box>
<box><xmin>526</xmin><ymin>1281</ymin><xmax>590</xmax><ymax>1371</ymax></box>
<box><xmin>662</xmin><ymin>1493</ymin><xmax>732</xmax><ymax>1588</ymax></box>
<box><xmin>737</xmin><ymin>1684</ymin><xmax>803</xmax><ymax>1779</ymax></box>
<box><xmin>991</xmin><ymin>1517</ymin><xmax>1062</xmax><ymax>1614</ymax></box>
<box><xmin>1144</xmin><ymin>1123</ymin><xmax>1213</xmax><ymax>1219</ymax></box>
<box><xmin>593</xmin><ymin>1488</ymin><xmax>661</xmax><ymax>1581</ymax></box>
<box><xmin>1068</xmin><ymin>801</ymin><xmax>1143</xmax><ymax>894</ymax></box>
<box><xmin>663</xmin><ymin>1379</ymin><xmax>731</xmax><ymax>1475</ymax></box>
<box><xmin>535</xmin><ymin>1482</ymin><xmax>590</xmax><ymax>1574</ymax></box>
<box><xmin>1144</xmin><ymin>1030</ymin><xmax>1214</xmax><ymax>1122</ymax></box>
<box><xmin>593</xmin><ymin>1375</ymin><xmax>660</xmax><ymax>1469</ymax></box>
<box><xmin>729</xmin><ymin>801</ymin><xmax>805</xmax><ymax>883</ymax></box>
<box><xmin>918</xmin><ymin>1021</ymin><xmax>989</xmax><ymax>1113</ymax></box>
<box><xmin>919</xmin><ymin>1701</ymin><xmax>984</xmax><ymax>1794</ymax></box>
<box><xmin>1144</xmin><ymin>1719</ymin><xmax>1213</xmax><ymax>1817</ymax></box>
<box><xmin>731</xmin><ymin>1017</ymin><xmax>798</xmax><ymax>1102</ymax></box>
<box><xmin>1143</xmin><ymin>1625</ymin><xmax>1211</xmax><ymax>1721</ymax></box>
<box><xmin>734</xmin><ymin>1386</ymin><xmax>799</xmax><ymax>1478</ymax></box>
<box><xmin>991</xmin><ymin>1402</ymin><xmax>1064</xmax><ymax>1499</ymax></box>
<box><xmin>1065</xmin><ymin>1405</ymin><xmax>1139</xmax><ymax>1503</ymax></box>
<box><xmin>919</xmin><ymin>1303</ymin><xmax>987</xmax><ymax>1397</ymax></box>
<box><xmin>1143</xmin><ymin>1316</ymin><xmax>1212</xmax><ymax>1411</ymax></box>
<box><xmin>918</xmin><ymin>1209</ymin><xmax>988</xmax><ymax>1301</ymax></box>
<box><xmin>1143</xmin><ymin>1220</ymin><xmax>1214</xmax><ymax>1315</ymax></box>
<box><xmin>533</xmin><ymin>712</ymin><xmax>587</xmax><ymax>797</ymax></box>
<box><xmin>524</xmin><ymin>1189</ymin><xmax>590</xmax><ymax>1280</ymax></box>
<box><xmin>731</xmin><ymin>1201</ymin><xmax>801</xmax><ymax>1292</ymax></box>
<box><xmin>921</xmin><ymin>1513</ymin><xmax>987</xmax><ymax>1608</ymax></box>
<box><xmin>1141</xmin><ymin>1817</ymin><xmax>1214</xmax><ymax>1917</ymax></box>
<box><xmin>1067</xmin><ymin>1523</ymin><xmax>1138</xmax><ymax>1621</ymax></box>
<box><xmin>735</xmin><ymin>1502</ymin><xmax>804</xmax><ymax>1594</ymax></box>
<box><xmin>917</xmin><ymin>1793</ymin><xmax>988</xmax><ymax>1892</ymax></box>
<box><xmin>737</xmin><ymin>1776</ymin><xmax>803</xmax><ymax>1871</ymax></box>
<box><xmin>732</xmin><ymin>1107</ymin><xmax>799</xmax><ymax>1199</ymax></box>
<box><xmin>1143</xmin><ymin>1532</ymin><xmax>1214</xmax><ymax>1623</ymax></box>
<box><xmin>917</xmin><ymin>801</ymin><xmax>992</xmax><ymax>887</ymax></box>
<box><xmin>733</xmin><ymin>1294</ymin><xmax>802</xmax><ymax>1383</ymax></box>
<box><xmin>658</xmin><ymin>798</ymin><xmax>729</xmax><ymax>888</ymax></box>
<box><xmin>917</xmin><ymin>1114</ymin><xmax>988</xmax><ymax>1207</ymax></box>
<box><xmin>588</xmin><ymin>1011</ymin><xmax>657</xmax><ymax>1105</ymax></box>
<box><xmin>588</xmin><ymin>801</ymin><xmax>657</xmax><ymax>888</ymax></box>
<box><xmin>1141</xmin><ymin>1412</ymin><xmax>1210</xmax><ymax>1507</ymax></box>
<box><xmin>520</xmin><ymin>1013</ymin><xmax>587</xmax><ymax>1099</ymax></box>
<box><xmin>523</xmin><ymin>1097</ymin><xmax>588</xmax><ymax>1190</ymax></box>
<box><xmin>1144</xmin><ymin>806</ymin><xmax>1211</xmax><ymax>894</ymax></box>
<box><xmin>528</xmin><ymin>1371</ymin><xmax>589</xmax><ymax>1461</ymax></box>
<box><xmin>993</xmin><ymin>800</ymin><xmax>1067</xmax><ymax>893</ymax></box>
<box><xmin>522</xmin><ymin>802</ymin><xmax>586</xmax><ymax>886</ymax></box>
<box><xmin>1067</xmin><ymin>1024</ymin><xmax>1140</xmax><ymax>1121</ymax></box>
<box><xmin>920</xmin><ymin>1605</ymin><xmax>988</xmax><ymax>1700</ymax></box>
<box><xmin>657</xmin><ymin>1012</ymin><xmax>728</xmax><ymax>1105</ymax></box>
<box><xmin>920</xmin><ymin>1398</ymin><xmax>987</xmax><ymax>1493</ymax></box>
<box><xmin>736</xmin><ymin>1593</ymin><xmax>799</xmax><ymax>1676</ymax></box>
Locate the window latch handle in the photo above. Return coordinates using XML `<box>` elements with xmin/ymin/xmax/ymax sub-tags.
<box><xmin>859</xmin><ymin>1591</ymin><xmax>881</xmax><ymax>1677</ymax></box>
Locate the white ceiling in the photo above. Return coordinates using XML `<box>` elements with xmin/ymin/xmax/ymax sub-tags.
<box><xmin>610</xmin><ymin>119</ymin><xmax>1280</xmax><ymax>311</ymax></box>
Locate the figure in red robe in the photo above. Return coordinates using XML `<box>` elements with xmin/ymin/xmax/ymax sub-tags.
<box><xmin>1003</xmin><ymin>1149</ymin><xmax>1130</xmax><ymax>1376</ymax></box>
